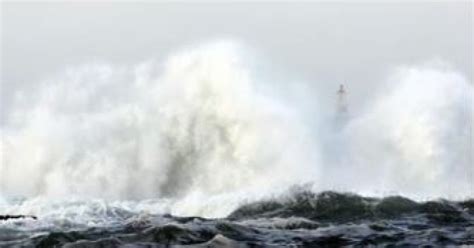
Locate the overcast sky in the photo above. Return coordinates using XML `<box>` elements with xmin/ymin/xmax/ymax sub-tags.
<box><xmin>1</xmin><ymin>1</ymin><xmax>472</xmax><ymax>120</ymax></box>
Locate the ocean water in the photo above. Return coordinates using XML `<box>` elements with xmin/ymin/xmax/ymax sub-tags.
<box><xmin>1</xmin><ymin>189</ymin><xmax>473</xmax><ymax>247</ymax></box>
<box><xmin>1</xmin><ymin>42</ymin><xmax>473</xmax><ymax>247</ymax></box>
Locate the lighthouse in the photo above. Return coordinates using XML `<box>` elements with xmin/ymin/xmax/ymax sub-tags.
<box><xmin>337</xmin><ymin>84</ymin><xmax>348</xmax><ymax>114</ymax></box>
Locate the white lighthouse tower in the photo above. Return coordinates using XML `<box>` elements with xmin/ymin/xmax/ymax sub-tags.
<box><xmin>337</xmin><ymin>84</ymin><xmax>348</xmax><ymax>114</ymax></box>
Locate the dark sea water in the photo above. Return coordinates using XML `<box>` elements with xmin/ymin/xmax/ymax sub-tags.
<box><xmin>1</xmin><ymin>191</ymin><xmax>473</xmax><ymax>247</ymax></box>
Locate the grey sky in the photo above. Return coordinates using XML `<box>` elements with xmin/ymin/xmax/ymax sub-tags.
<box><xmin>1</xmin><ymin>1</ymin><xmax>472</xmax><ymax>121</ymax></box>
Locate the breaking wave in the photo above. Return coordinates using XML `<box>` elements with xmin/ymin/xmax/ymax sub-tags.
<box><xmin>0</xmin><ymin>41</ymin><xmax>473</xmax><ymax>219</ymax></box>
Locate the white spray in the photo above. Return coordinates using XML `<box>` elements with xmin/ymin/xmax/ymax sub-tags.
<box><xmin>0</xmin><ymin>42</ymin><xmax>319</xmax><ymax>217</ymax></box>
<box><xmin>0</xmin><ymin>42</ymin><xmax>472</xmax><ymax>219</ymax></box>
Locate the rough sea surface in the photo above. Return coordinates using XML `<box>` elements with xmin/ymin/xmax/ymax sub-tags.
<box><xmin>1</xmin><ymin>191</ymin><xmax>473</xmax><ymax>247</ymax></box>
